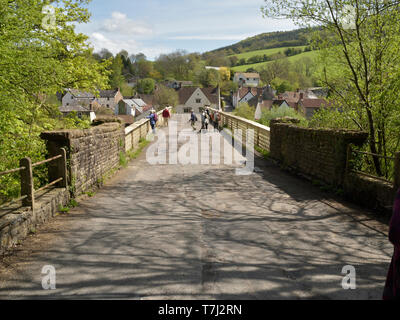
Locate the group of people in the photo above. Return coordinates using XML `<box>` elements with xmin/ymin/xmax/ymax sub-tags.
<box><xmin>147</xmin><ymin>107</ymin><xmax>171</xmax><ymax>133</ymax></box>
<box><xmin>189</xmin><ymin>107</ymin><xmax>221</xmax><ymax>133</ymax></box>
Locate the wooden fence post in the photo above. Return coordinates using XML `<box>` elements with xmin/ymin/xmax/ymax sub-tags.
<box><xmin>346</xmin><ymin>145</ymin><xmax>352</xmax><ymax>174</ymax></box>
<box><xmin>394</xmin><ymin>152</ymin><xmax>400</xmax><ymax>191</ymax></box>
<box><xmin>59</xmin><ymin>148</ymin><xmax>68</xmax><ymax>188</ymax></box>
<box><xmin>20</xmin><ymin>157</ymin><xmax>34</xmax><ymax>210</ymax></box>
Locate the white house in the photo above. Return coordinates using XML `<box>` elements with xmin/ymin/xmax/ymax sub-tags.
<box><xmin>61</xmin><ymin>89</ymin><xmax>96</xmax><ymax>107</ymax></box>
<box><xmin>233</xmin><ymin>72</ymin><xmax>260</xmax><ymax>87</ymax></box>
<box><xmin>116</xmin><ymin>98</ymin><xmax>148</xmax><ymax>117</ymax></box>
<box><xmin>175</xmin><ymin>87</ymin><xmax>219</xmax><ymax>114</ymax></box>
<box><xmin>59</xmin><ymin>105</ymin><xmax>96</xmax><ymax>122</ymax></box>
<box><xmin>62</xmin><ymin>88</ymin><xmax>123</xmax><ymax>111</ymax></box>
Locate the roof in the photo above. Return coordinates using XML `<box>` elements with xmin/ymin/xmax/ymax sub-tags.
<box><xmin>300</xmin><ymin>98</ymin><xmax>329</xmax><ymax>108</ymax></box>
<box><xmin>99</xmin><ymin>89</ymin><xmax>119</xmax><ymax>98</ymax></box>
<box><xmin>67</xmin><ymin>89</ymin><xmax>95</xmax><ymax>99</ymax></box>
<box><xmin>235</xmin><ymin>72</ymin><xmax>260</xmax><ymax>79</ymax></box>
<box><xmin>59</xmin><ymin>105</ymin><xmax>92</xmax><ymax>113</ymax></box>
<box><xmin>137</xmin><ymin>94</ymin><xmax>154</xmax><ymax>106</ymax></box>
<box><xmin>132</xmin><ymin>99</ymin><xmax>147</xmax><ymax>108</ymax></box>
<box><xmin>201</xmin><ymin>87</ymin><xmax>219</xmax><ymax>105</ymax></box>
<box><xmin>177</xmin><ymin>87</ymin><xmax>198</xmax><ymax>105</ymax></box>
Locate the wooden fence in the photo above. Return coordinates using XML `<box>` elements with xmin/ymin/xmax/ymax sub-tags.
<box><xmin>0</xmin><ymin>149</ymin><xmax>67</xmax><ymax>211</ymax></box>
<box><xmin>347</xmin><ymin>146</ymin><xmax>400</xmax><ymax>190</ymax></box>
<box><xmin>210</xmin><ymin>108</ymin><xmax>271</xmax><ymax>152</ymax></box>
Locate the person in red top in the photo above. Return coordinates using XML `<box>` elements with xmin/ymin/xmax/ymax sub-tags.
<box><xmin>162</xmin><ymin>107</ymin><xmax>171</xmax><ymax>127</ymax></box>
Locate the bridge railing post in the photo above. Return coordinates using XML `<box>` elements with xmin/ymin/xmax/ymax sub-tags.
<box><xmin>20</xmin><ymin>157</ymin><xmax>34</xmax><ymax>210</ymax></box>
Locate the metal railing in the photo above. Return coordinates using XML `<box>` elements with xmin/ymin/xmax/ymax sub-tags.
<box><xmin>0</xmin><ymin>148</ymin><xmax>68</xmax><ymax>211</ymax></box>
<box><xmin>346</xmin><ymin>145</ymin><xmax>400</xmax><ymax>188</ymax></box>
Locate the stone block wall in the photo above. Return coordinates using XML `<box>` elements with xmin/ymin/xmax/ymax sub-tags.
<box><xmin>0</xmin><ymin>188</ymin><xmax>69</xmax><ymax>255</ymax></box>
<box><xmin>41</xmin><ymin>122</ymin><xmax>125</xmax><ymax>196</ymax></box>
<box><xmin>270</xmin><ymin>119</ymin><xmax>368</xmax><ymax>186</ymax></box>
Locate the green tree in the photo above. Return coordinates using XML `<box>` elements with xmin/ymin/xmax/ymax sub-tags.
<box><xmin>0</xmin><ymin>0</ymin><xmax>109</xmax><ymax>202</ymax></box>
<box><xmin>109</xmin><ymin>55</ymin><xmax>125</xmax><ymax>88</ymax></box>
<box><xmin>198</xmin><ymin>69</ymin><xmax>220</xmax><ymax>87</ymax></box>
<box><xmin>154</xmin><ymin>85</ymin><xmax>179</xmax><ymax>108</ymax></box>
<box><xmin>262</xmin><ymin>0</ymin><xmax>400</xmax><ymax>176</ymax></box>
<box><xmin>233</xmin><ymin>103</ymin><xmax>255</xmax><ymax>120</ymax></box>
<box><xmin>137</xmin><ymin>78</ymin><xmax>156</xmax><ymax>94</ymax></box>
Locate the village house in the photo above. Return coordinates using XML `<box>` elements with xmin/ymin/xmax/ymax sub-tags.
<box><xmin>116</xmin><ymin>98</ymin><xmax>149</xmax><ymax>118</ymax></box>
<box><xmin>175</xmin><ymin>87</ymin><xmax>219</xmax><ymax>114</ymax></box>
<box><xmin>59</xmin><ymin>104</ymin><xmax>97</xmax><ymax>122</ymax></box>
<box><xmin>61</xmin><ymin>89</ymin><xmax>96</xmax><ymax>107</ymax></box>
<box><xmin>254</xmin><ymin>90</ymin><xmax>330</xmax><ymax>120</ymax></box>
<box><xmin>233</xmin><ymin>85</ymin><xmax>275</xmax><ymax>108</ymax></box>
<box><xmin>233</xmin><ymin>72</ymin><xmax>260</xmax><ymax>87</ymax></box>
<box><xmin>96</xmin><ymin>88</ymin><xmax>123</xmax><ymax>110</ymax></box>
<box><xmin>61</xmin><ymin>88</ymin><xmax>123</xmax><ymax>111</ymax></box>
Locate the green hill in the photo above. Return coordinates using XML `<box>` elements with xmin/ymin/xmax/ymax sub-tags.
<box><xmin>208</xmin><ymin>28</ymin><xmax>316</xmax><ymax>56</ymax></box>
<box><xmin>231</xmin><ymin>50</ymin><xmax>318</xmax><ymax>72</ymax></box>
<box><xmin>228</xmin><ymin>46</ymin><xmax>307</xmax><ymax>60</ymax></box>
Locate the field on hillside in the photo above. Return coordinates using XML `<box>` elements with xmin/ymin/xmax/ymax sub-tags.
<box><xmin>228</xmin><ymin>46</ymin><xmax>307</xmax><ymax>60</ymax></box>
<box><xmin>231</xmin><ymin>50</ymin><xmax>318</xmax><ymax>72</ymax></box>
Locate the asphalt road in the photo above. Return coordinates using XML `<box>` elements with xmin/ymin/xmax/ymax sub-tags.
<box><xmin>0</xmin><ymin>114</ymin><xmax>393</xmax><ymax>299</ymax></box>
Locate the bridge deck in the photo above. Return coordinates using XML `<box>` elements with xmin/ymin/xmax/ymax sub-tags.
<box><xmin>0</xmin><ymin>114</ymin><xmax>393</xmax><ymax>299</ymax></box>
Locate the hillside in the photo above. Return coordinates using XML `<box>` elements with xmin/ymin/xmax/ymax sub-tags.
<box><xmin>231</xmin><ymin>49</ymin><xmax>318</xmax><ymax>72</ymax></box>
<box><xmin>228</xmin><ymin>46</ymin><xmax>307</xmax><ymax>59</ymax></box>
<box><xmin>208</xmin><ymin>28</ymin><xmax>316</xmax><ymax>56</ymax></box>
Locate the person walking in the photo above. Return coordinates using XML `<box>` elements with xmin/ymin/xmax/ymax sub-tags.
<box><xmin>383</xmin><ymin>188</ymin><xmax>400</xmax><ymax>300</ymax></box>
<box><xmin>214</xmin><ymin>111</ymin><xmax>220</xmax><ymax>131</ymax></box>
<box><xmin>189</xmin><ymin>110</ymin><xmax>198</xmax><ymax>131</ymax></box>
<box><xmin>204</xmin><ymin>115</ymin><xmax>209</xmax><ymax>131</ymax></box>
<box><xmin>199</xmin><ymin>111</ymin><xmax>206</xmax><ymax>132</ymax></box>
<box><xmin>162</xmin><ymin>107</ymin><xmax>171</xmax><ymax>127</ymax></box>
<box><xmin>147</xmin><ymin>110</ymin><xmax>157</xmax><ymax>134</ymax></box>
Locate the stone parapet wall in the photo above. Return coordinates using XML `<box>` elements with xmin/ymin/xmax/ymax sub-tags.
<box><xmin>270</xmin><ymin>119</ymin><xmax>368</xmax><ymax>186</ymax></box>
<box><xmin>41</xmin><ymin>122</ymin><xmax>125</xmax><ymax>196</ymax></box>
<box><xmin>0</xmin><ymin>188</ymin><xmax>69</xmax><ymax>255</ymax></box>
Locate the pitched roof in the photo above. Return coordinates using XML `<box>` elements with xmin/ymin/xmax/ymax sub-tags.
<box><xmin>59</xmin><ymin>105</ymin><xmax>92</xmax><ymax>113</ymax></box>
<box><xmin>67</xmin><ymin>89</ymin><xmax>95</xmax><ymax>99</ymax></box>
<box><xmin>136</xmin><ymin>94</ymin><xmax>154</xmax><ymax>106</ymax></box>
<box><xmin>300</xmin><ymin>98</ymin><xmax>329</xmax><ymax>108</ymax></box>
<box><xmin>235</xmin><ymin>72</ymin><xmax>260</xmax><ymax>78</ymax></box>
<box><xmin>99</xmin><ymin>88</ymin><xmax>119</xmax><ymax>98</ymax></box>
<box><xmin>201</xmin><ymin>87</ymin><xmax>219</xmax><ymax>104</ymax></box>
<box><xmin>177</xmin><ymin>87</ymin><xmax>198</xmax><ymax>104</ymax></box>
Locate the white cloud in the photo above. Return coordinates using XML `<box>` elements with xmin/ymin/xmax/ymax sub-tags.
<box><xmin>167</xmin><ymin>34</ymin><xmax>254</xmax><ymax>41</ymax></box>
<box><xmin>88</xmin><ymin>32</ymin><xmax>170</xmax><ymax>59</ymax></box>
<box><xmin>101</xmin><ymin>11</ymin><xmax>153</xmax><ymax>36</ymax></box>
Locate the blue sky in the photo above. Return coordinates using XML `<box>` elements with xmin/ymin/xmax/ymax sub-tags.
<box><xmin>76</xmin><ymin>0</ymin><xmax>297</xmax><ymax>60</ymax></box>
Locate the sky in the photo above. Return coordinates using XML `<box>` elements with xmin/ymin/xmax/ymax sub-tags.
<box><xmin>76</xmin><ymin>0</ymin><xmax>297</xmax><ymax>60</ymax></box>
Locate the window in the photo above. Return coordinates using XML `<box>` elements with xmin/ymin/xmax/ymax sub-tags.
<box><xmin>196</xmin><ymin>99</ymin><xmax>201</xmax><ymax>103</ymax></box>
<box><xmin>247</xmin><ymin>78</ymin><xmax>249</xmax><ymax>80</ymax></box>
<box><xmin>184</xmin><ymin>108</ymin><xmax>191</xmax><ymax>113</ymax></box>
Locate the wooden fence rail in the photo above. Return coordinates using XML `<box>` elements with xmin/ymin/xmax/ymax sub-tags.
<box><xmin>0</xmin><ymin>148</ymin><xmax>68</xmax><ymax>211</ymax></box>
<box><xmin>346</xmin><ymin>145</ymin><xmax>400</xmax><ymax>190</ymax></box>
<box><xmin>210</xmin><ymin>108</ymin><xmax>271</xmax><ymax>152</ymax></box>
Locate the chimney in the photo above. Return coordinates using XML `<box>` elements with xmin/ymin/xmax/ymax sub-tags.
<box><xmin>300</xmin><ymin>92</ymin><xmax>304</xmax><ymax>100</ymax></box>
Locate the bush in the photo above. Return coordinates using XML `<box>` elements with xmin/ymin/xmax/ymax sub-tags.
<box><xmin>258</xmin><ymin>105</ymin><xmax>305</xmax><ymax>127</ymax></box>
